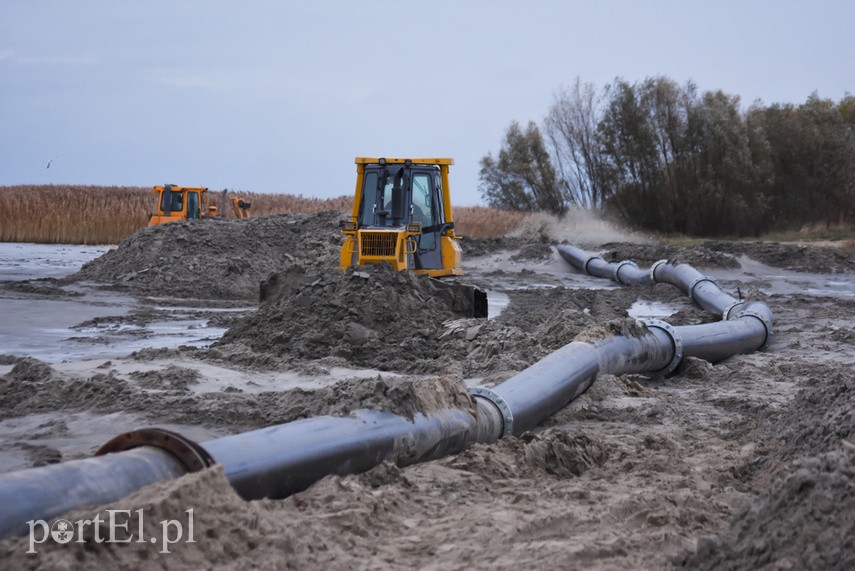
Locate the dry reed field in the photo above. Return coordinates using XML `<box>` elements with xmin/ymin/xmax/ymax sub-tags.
<box><xmin>0</xmin><ymin>185</ymin><xmax>528</xmax><ymax>244</ymax></box>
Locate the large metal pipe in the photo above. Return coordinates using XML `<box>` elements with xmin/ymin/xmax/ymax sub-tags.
<box><xmin>0</xmin><ymin>244</ymin><xmax>774</xmax><ymax>539</ymax></box>
<box><xmin>204</xmin><ymin>408</ymin><xmax>481</xmax><ymax>501</ymax></box>
<box><xmin>0</xmin><ymin>406</ymin><xmax>492</xmax><ymax>538</ymax></box>
<box><xmin>0</xmin><ymin>447</ymin><xmax>186</xmax><ymax>538</ymax></box>
<box><xmin>486</xmin><ymin>328</ymin><xmax>674</xmax><ymax>436</ymax></box>
<box><xmin>556</xmin><ymin>244</ymin><xmax>773</xmax><ymax>354</ymax></box>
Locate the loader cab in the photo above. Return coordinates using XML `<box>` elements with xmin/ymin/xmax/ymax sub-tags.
<box><xmin>340</xmin><ymin>157</ymin><xmax>463</xmax><ymax>277</ymax></box>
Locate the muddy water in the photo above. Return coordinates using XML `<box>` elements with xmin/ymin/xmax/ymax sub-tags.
<box><xmin>0</xmin><ymin>243</ymin><xmax>247</xmax><ymax>363</ymax></box>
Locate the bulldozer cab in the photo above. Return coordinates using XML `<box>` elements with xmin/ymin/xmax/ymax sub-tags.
<box><xmin>149</xmin><ymin>185</ymin><xmax>207</xmax><ymax>226</ymax></box>
<box><xmin>341</xmin><ymin>158</ymin><xmax>463</xmax><ymax>277</ymax></box>
<box><xmin>360</xmin><ymin>164</ymin><xmax>441</xmax><ymax>253</ymax></box>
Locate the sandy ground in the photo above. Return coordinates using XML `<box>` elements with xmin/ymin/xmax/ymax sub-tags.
<box><xmin>0</xmin><ymin>217</ymin><xmax>853</xmax><ymax>569</ymax></box>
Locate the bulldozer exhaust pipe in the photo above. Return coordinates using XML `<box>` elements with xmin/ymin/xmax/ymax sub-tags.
<box><xmin>0</xmin><ymin>245</ymin><xmax>773</xmax><ymax>539</ymax></box>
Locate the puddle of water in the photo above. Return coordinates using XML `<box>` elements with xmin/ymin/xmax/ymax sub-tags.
<box><xmin>0</xmin><ymin>243</ymin><xmax>240</xmax><ymax>362</ymax></box>
<box><xmin>486</xmin><ymin>291</ymin><xmax>509</xmax><ymax>319</ymax></box>
<box><xmin>627</xmin><ymin>300</ymin><xmax>679</xmax><ymax>320</ymax></box>
<box><xmin>0</xmin><ymin>243</ymin><xmax>113</xmax><ymax>281</ymax></box>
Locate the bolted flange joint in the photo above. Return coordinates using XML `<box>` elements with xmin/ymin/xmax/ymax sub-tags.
<box><xmin>649</xmin><ymin>259</ymin><xmax>669</xmax><ymax>282</ymax></box>
<box><xmin>688</xmin><ymin>276</ymin><xmax>718</xmax><ymax>303</ymax></box>
<box><xmin>640</xmin><ymin>318</ymin><xmax>684</xmax><ymax>375</ymax></box>
<box><xmin>96</xmin><ymin>428</ymin><xmax>215</xmax><ymax>473</ymax></box>
<box><xmin>468</xmin><ymin>386</ymin><xmax>514</xmax><ymax>437</ymax></box>
<box><xmin>613</xmin><ymin>260</ymin><xmax>639</xmax><ymax>284</ymax></box>
<box><xmin>735</xmin><ymin>308</ymin><xmax>773</xmax><ymax>350</ymax></box>
<box><xmin>722</xmin><ymin>300</ymin><xmax>746</xmax><ymax>321</ymax></box>
<box><xmin>584</xmin><ymin>255</ymin><xmax>603</xmax><ymax>275</ymax></box>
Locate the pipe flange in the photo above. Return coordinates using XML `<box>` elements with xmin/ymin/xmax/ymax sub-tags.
<box><xmin>468</xmin><ymin>386</ymin><xmax>514</xmax><ymax>437</ymax></box>
<box><xmin>96</xmin><ymin>428</ymin><xmax>215</xmax><ymax>473</ymax></box>
<box><xmin>688</xmin><ymin>276</ymin><xmax>718</xmax><ymax>303</ymax></box>
<box><xmin>640</xmin><ymin>318</ymin><xmax>683</xmax><ymax>375</ymax></box>
<box><xmin>736</xmin><ymin>308</ymin><xmax>773</xmax><ymax>350</ymax></box>
<box><xmin>613</xmin><ymin>260</ymin><xmax>638</xmax><ymax>284</ymax></box>
<box><xmin>722</xmin><ymin>300</ymin><xmax>746</xmax><ymax>321</ymax></box>
<box><xmin>584</xmin><ymin>255</ymin><xmax>603</xmax><ymax>275</ymax></box>
<box><xmin>649</xmin><ymin>259</ymin><xmax>668</xmax><ymax>282</ymax></box>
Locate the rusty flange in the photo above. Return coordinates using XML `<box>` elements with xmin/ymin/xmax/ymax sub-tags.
<box><xmin>96</xmin><ymin>428</ymin><xmax>215</xmax><ymax>473</ymax></box>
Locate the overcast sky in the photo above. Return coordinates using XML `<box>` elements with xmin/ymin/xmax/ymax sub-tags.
<box><xmin>2</xmin><ymin>1</ymin><xmax>853</xmax><ymax>205</ymax></box>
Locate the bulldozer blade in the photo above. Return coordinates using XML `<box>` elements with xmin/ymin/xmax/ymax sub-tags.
<box><xmin>428</xmin><ymin>278</ymin><xmax>488</xmax><ymax>319</ymax></box>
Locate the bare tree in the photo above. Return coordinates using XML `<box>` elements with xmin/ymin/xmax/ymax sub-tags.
<box><xmin>544</xmin><ymin>78</ymin><xmax>608</xmax><ymax>208</ymax></box>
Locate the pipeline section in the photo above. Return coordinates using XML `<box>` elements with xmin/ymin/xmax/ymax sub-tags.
<box><xmin>0</xmin><ymin>245</ymin><xmax>773</xmax><ymax>539</ymax></box>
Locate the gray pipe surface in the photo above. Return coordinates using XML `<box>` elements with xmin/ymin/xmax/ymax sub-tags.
<box><xmin>0</xmin><ymin>447</ymin><xmax>186</xmax><ymax>538</ymax></box>
<box><xmin>556</xmin><ymin>243</ymin><xmax>773</xmax><ymax>353</ymax></box>
<box><xmin>203</xmin><ymin>408</ymin><xmax>481</xmax><ymax>501</ymax></box>
<box><xmin>0</xmin><ymin>244</ymin><xmax>774</xmax><ymax>539</ymax></box>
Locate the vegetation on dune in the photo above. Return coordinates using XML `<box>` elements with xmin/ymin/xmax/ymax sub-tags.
<box><xmin>0</xmin><ymin>185</ymin><xmax>527</xmax><ymax>244</ymax></box>
<box><xmin>480</xmin><ymin>76</ymin><xmax>855</xmax><ymax>238</ymax></box>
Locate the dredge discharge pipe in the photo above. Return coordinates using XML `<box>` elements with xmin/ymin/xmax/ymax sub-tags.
<box><xmin>0</xmin><ymin>245</ymin><xmax>773</xmax><ymax>538</ymax></box>
<box><xmin>0</xmin><ymin>405</ymin><xmax>499</xmax><ymax>538</ymax></box>
<box><xmin>556</xmin><ymin>244</ymin><xmax>773</xmax><ymax>357</ymax></box>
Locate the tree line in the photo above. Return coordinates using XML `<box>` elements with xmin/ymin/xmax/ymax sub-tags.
<box><xmin>480</xmin><ymin>77</ymin><xmax>855</xmax><ymax>236</ymax></box>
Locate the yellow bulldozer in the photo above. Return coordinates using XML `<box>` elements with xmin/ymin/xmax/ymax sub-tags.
<box><xmin>148</xmin><ymin>185</ymin><xmax>251</xmax><ymax>226</ymax></box>
<box><xmin>340</xmin><ymin>157</ymin><xmax>487</xmax><ymax>317</ymax></box>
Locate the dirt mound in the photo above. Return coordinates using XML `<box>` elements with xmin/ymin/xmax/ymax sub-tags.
<box><xmin>219</xmin><ymin>264</ymin><xmax>492</xmax><ymax>373</ymax></box>
<box><xmin>573</xmin><ymin>318</ymin><xmax>649</xmax><ymax>343</ymax></box>
<box><xmin>216</xmin><ymin>263</ymin><xmax>659</xmax><ymax>376</ymax></box>
<box><xmin>686</xmin><ymin>450</ymin><xmax>855</xmax><ymax>570</ymax></box>
<box><xmin>1</xmin><ymin>279</ymin><xmax>81</xmax><ymax>297</ymax></box>
<box><xmin>0</xmin><ymin>359</ymin><xmax>68</xmax><ymax>417</ymax></box>
<box><xmin>522</xmin><ymin>428</ymin><xmax>610</xmax><ymax>478</ymax></box>
<box><xmin>128</xmin><ymin>365</ymin><xmax>200</xmax><ymax>391</ymax></box>
<box><xmin>65</xmin><ymin>212</ymin><xmax>341</xmax><ymax>300</ymax></box>
<box><xmin>0</xmin><ymin>363</ymin><xmax>137</xmax><ymax>421</ymax></box>
<box><xmin>769</xmin><ymin>364</ymin><xmax>855</xmax><ymax>460</ymax></box>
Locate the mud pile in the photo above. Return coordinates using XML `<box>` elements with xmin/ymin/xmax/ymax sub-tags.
<box><xmin>66</xmin><ymin>212</ymin><xmax>341</xmax><ymax>300</ymax></box>
<box><xmin>688</xmin><ymin>450</ymin><xmax>855</xmax><ymax>570</ymax></box>
<box><xmin>682</xmin><ymin>350</ymin><xmax>855</xmax><ymax>568</ymax></box>
<box><xmin>215</xmin><ymin>263</ymin><xmax>641</xmax><ymax>376</ymax></box>
<box><xmin>219</xmin><ymin>263</ymin><xmax>501</xmax><ymax>373</ymax></box>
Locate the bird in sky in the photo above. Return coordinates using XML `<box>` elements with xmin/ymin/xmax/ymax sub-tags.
<box><xmin>46</xmin><ymin>157</ymin><xmax>56</xmax><ymax>169</ymax></box>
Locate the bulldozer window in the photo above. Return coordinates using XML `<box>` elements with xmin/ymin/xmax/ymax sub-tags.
<box><xmin>360</xmin><ymin>172</ymin><xmax>378</xmax><ymax>226</ymax></box>
<box><xmin>435</xmin><ymin>174</ymin><xmax>445</xmax><ymax>225</ymax></box>
<box><xmin>411</xmin><ymin>174</ymin><xmax>433</xmax><ymax>226</ymax></box>
<box><xmin>187</xmin><ymin>192</ymin><xmax>200</xmax><ymax>220</ymax></box>
<box><xmin>411</xmin><ymin>173</ymin><xmax>436</xmax><ymax>250</ymax></box>
<box><xmin>170</xmin><ymin>192</ymin><xmax>183</xmax><ymax>212</ymax></box>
